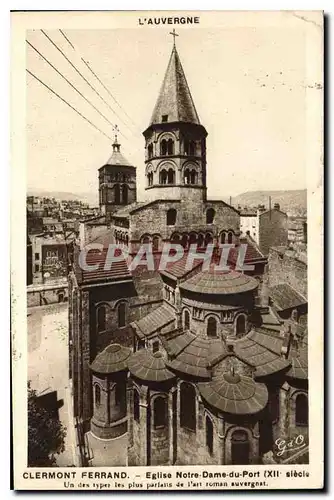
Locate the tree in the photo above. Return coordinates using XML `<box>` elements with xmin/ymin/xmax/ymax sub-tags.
<box><xmin>27</xmin><ymin>382</ymin><xmax>67</xmax><ymax>466</ymax></box>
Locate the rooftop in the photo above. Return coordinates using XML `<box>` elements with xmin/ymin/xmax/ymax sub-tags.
<box><xmin>234</xmin><ymin>330</ymin><xmax>291</xmax><ymax>377</ymax></box>
<box><xmin>73</xmin><ymin>247</ymin><xmax>131</xmax><ymax>285</ymax></box>
<box><xmin>131</xmin><ymin>305</ymin><xmax>175</xmax><ymax>339</ymax></box>
<box><xmin>90</xmin><ymin>343</ymin><xmax>131</xmax><ymax>374</ymax></box>
<box><xmin>104</xmin><ymin>139</ymin><xmax>133</xmax><ymax>167</ymax></box>
<box><xmin>149</xmin><ymin>45</ymin><xmax>200</xmax><ymax>126</ymax></box>
<box><xmin>269</xmin><ymin>283</ymin><xmax>307</xmax><ymax>311</ymax></box>
<box><xmin>198</xmin><ymin>373</ymin><xmax>268</xmax><ymax>415</ymax></box>
<box><xmin>128</xmin><ymin>349</ymin><xmax>175</xmax><ymax>382</ymax></box>
<box><xmin>180</xmin><ymin>268</ymin><xmax>259</xmax><ymax>295</ymax></box>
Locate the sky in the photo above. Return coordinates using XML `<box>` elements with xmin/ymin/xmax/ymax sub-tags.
<box><xmin>26</xmin><ymin>17</ymin><xmax>311</xmax><ymax>205</ymax></box>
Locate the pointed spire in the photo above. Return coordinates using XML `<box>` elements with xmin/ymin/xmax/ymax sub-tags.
<box><xmin>150</xmin><ymin>44</ymin><xmax>200</xmax><ymax>126</ymax></box>
<box><xmin>112</xmin><ymin>124</ymin><xmax>120</xmax><ymax>152</ymax></box>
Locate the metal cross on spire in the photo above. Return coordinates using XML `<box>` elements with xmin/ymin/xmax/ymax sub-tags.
<box><xmin>169</xmin><ymin>28</ymin><xmax>179</xmax><ymax>47</ymax></box>
<box><xmin>112</xmin><ymin>124</ymin><xmax>120</xmax><ymax>143</ymax></box>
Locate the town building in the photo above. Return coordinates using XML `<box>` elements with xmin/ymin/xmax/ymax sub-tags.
<box><xmin>68</xmin><ymin>41</ymin><xmax>308</xmax><ymax>466</ymax></box>
<box><xmin>240</xmin><ymin>204</ymin><xmax>288</xmax><ymax>256</ymax></box>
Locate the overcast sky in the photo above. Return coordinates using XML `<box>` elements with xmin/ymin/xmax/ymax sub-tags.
<box><xmin>26</xmin><ymin>19</ymin><xmax>311</xmax><ymax>204</ymax></box>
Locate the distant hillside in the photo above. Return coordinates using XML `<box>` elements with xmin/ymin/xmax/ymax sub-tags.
<box><xmin>27</xmin><ymin>189</ymin><xmax>99</xmax><ymax>207</ymax></box>
<box><xmin>231</xmin><ymin>189</ymin><xmax>307</xmax><ymax>215</ymax></box>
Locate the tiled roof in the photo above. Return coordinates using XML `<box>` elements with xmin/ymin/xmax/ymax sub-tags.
<box><xmin>90</xmin><ymin>344</ymin><xmax>131</xmax><ymax>374</ymax></box>
<box><xmin>128</xmin><ymin>350</ymin><xmax>175</xmax><ymax>382</ymax></box>
<box><xmin>162</xmin><ymin>330</ymin><xmax>196</xmax><ymax>358</ymax></box>
<box><xmin>269</xmin><ymin>284</ymin><xmax>307</xmax><ymax>311</ymax></box>
<box><xmin>74</xmin><ymin>247</ymin><xmax>131</xmax><ymax>285</ymax></box>
<box><xmin>260</xmin><ymin>309</ymin><xmax>282</xmax><ymax>331</ymax></box>
<box><xmin>228</xmin><ymin>238</ymin><xmax>266</xmax><ymax>264</ymax></box>
<box><xmin>166</xmin><ymin>336</ymin><xmax>214</xmax><ymax>379</ymax></box>
<box><xmin>234</xmin><ymin>330</ymin><xmax>291</xmax><ymax>377</ymax></box>
<box><xmin>150</xmin><ymin>46</ymin><xmax>200</xmax><ymax>126</ymax></box>
<box><xmin>131</xmin><ymin>305</ymin><xmax>175</xmax><ymax>339</ymax></box>
<box><xmin>105</xmin><ymin>143</ymin><xmax>133</xmax><ymax>167</ymax></box>
<box><xmin>198</xmin><ymin>372</ymin><xmax>268</xmax><ymax>415</ymax></box>
<box><xmin>161</xmin><ymin>253</ymin><xmax>203</xmax><ymax>280</ymax></box>
<box><xmin>89</xmin><ymin>230</ymin><xmax>115</xmax><ymax>246</ymax></box>
<box><xmin>180</xmin><ymin>268</ymin><xmax>259</xmax><ymax>295</ymax></box>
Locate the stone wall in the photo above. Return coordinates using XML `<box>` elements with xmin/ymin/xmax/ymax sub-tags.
<box><xmin>129</xmin><ymin>199</ymin><xmax>240</xmax><ymax>243</ymax></box>
<box><xmin>259</xmin><ymin>211</ymin><xmax>288</xmax><ymax>256</ymax></box>
<box><xmin>27</xmin><ymin>284</ymin><xmax>68</xmax><ymax>307</ymax></box>
<box><xmin>268</xmin><ymin>247</ymin><xmax>307</xmax><ymax>298</ymax></box>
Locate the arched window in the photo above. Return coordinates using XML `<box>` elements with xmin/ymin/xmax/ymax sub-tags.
<box><xmin>227</xmin><ymin>231</ymin><xmax>233</xmax><ymax>244</ymax></box>
<box><xmin>204</xmin><ymin>233</ymin><xmax>213</xmax><ymax>246</ymax></box>
<box><xmin>198</xmin><ymin>233</ymin><xmax>204</xmax><ymax>248</ymax></box>
<box><xmin>148</xmin><ymin>143</ymin><xmax>153</xmax><ymax>158</ymax></box>
<box><xmin>117</xmin><ymin>302</ymin><xmax>126</xmax><ymax>328</ymax></box>
<box><xmin>114</xmin><ymin>184</ymin><xmax>121</xmax><ymax>204</ymax></box>
<box><xmin>295</xmin><ymin>394</ymin><xmax>308</xmax><ymax>426</ymax></box>
<box><xmin>134</xmin><ymin>390</ymin><xmax>140</xmax><ymax>422</ymax></box>
<box><xmin>147</xmin><ymin>172</ymin><xmax>153</xmax><ymax>186</ymax></box>
<box><xmin>190</xmin><ymin>170</ymin><xmax>197</xmax><ymax>184</ymax></box>
<box><xmin>122</xmin><ymin>184</ymin><xmax>128</xmax><ymax>205</ymax></box>
<box><xmin>184</xmin><ymin>169</ymin><xmax>190</xmax><ymax>184</ymax></box>
<box><xmin>206</xmin><ymin>208</ymin><xmax>215</xmax><ymax>224</ymax></box>
<box><xmin>160</xmin><ymin>139</ymin><xmax>167</xmax><ymax>156</ymax></box>
<box><xmin>142</xmin><ymin>235</ymin><xmax>150</xmax><ymax>245</ymax></box>
<box><xmin>153</xmin><ymin>397</ymin><xmax>167</xmax><ymax>428</ymax></box>
<box><xmin>180</xmin><ymin>382</ymin><xmax>196</xmax><ymax>431</ymax></box>
<box><xmin>220</xmin><ymin>232</ymin><xmax>226</xmax><ymax>244</ymax></box>
<box><xmin>167</xmin><ymin>139</ymin><xmax>174</xmax><ymax>155</ymax></box>
<box><xmin>167</xmin><ymin>208</ymin><xmax>177</xmax><ymax>226</ymax></box>
<box><xmin>171</xmin><ymin>233</ymin><xmax>180</xmax><ymax>244</ymax></box>
<box><xmin>231</xmin><ymin>430</ymin><xmax>250</xmax><ymax>465</ymax></box>
<box><xmin>160</xmin><ymin>169</ymin><xmax>167</xmax><ymax>184</ymax></box>
<box><xmin>152</xmin><ymin>236</ymin><xmax>160</xmax><ymax>252</ymax></box>
<box><xmin>181</xmin><ymin>234</ymin><xmax>188</xmax><ymax>249</ymax></box>
<box><xmin>189</xmin><ymin>233</ymin><xmax>197</xmax><ymax>246</ymax></box>
<box><xmin>207</xmin><ymin>317</ymin><xmax>217</xmax><ymax>337</ymax></box>
<box><xmin>95</xmin><ymin>385</ymin><xmax>101</xmax><ymax>406</ymax></box>
<box><xmin>206</xmin><ymin>416</ymin><xmax>213</xmax><ymax>455</ymax></box>
<box><xmin>236</xmin><ymin>315</ymin><xmax>246</xmax><ymax>336</ymax></box>
<box><xmin>167</xmin><ymin>168</ymin><xmax>175</xmax><ymax>184</ymax></box>
<box><xmin>184</xmin><ymin>310</ymin><xmax>190</xmax><ymax>330</ymax></box>
<box><xmin>97</xmin><ymin>305</ymin><xmax>106</xmax><ymax>333</ymax></box>
<box><xmin>153</xmin><ymin>341</ymin><xmax>159</xmax><ymax>353</ymax></box>
<box><xmin>185</xmin><ymin>140</ymin><xmax>196</xmax><ymax>156</ymax></box>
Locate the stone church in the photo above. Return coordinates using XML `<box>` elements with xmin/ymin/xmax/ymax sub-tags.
<box><xmin>68</xmin><ymin>41</ymin><xmax>308</xmax><ymax>466</ymax></box>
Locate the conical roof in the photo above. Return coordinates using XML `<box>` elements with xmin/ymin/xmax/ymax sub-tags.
<box><xmin>180</xmin><ymin>269</ymin><xmax>259</xmax><ymax>296</ymax></box>
<box><xmin>105</xmin><ymin>138</ymin><xmax>133</xmax><ymax>167</ymax></box>
<box><xmin>150</xmin><ymin>46</ymin><xmax>200</xmax><ymax>126</ymax></box>
<box><xmin>198</xmin><ymin>372</ymin><xmax>268</xmax><ymax>415</ymax></box>
<box><xmin>128</xmin><ymin>349</ymin><xmax>175</xmax><ymax>383</ymax></box>
<box><xmin>90</xmin><ymin>343</ymin><xmax>131</xmax><ymax>374</ymax></box>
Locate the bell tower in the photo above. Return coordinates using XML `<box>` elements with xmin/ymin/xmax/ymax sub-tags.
<box><xmin>98</xmin><ymin>126</ymin><xmax>137</xmax><ymax>220</ymax></box>
<box><xmin>143</xmin><ymin>32</ymin><xmax>208</xmax><ymax>202</ymax></box>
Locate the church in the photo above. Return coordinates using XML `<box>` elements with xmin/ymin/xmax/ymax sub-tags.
<box><xmin>68</xmin><ymin>38</ymin><xmax>308</xmax><ymax>466</ymax></box>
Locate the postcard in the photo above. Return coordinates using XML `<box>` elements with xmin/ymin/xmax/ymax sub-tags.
<box><xmin>11</xmin><ymin>10</ymin><xmax>324</xmax><ymax>490</ymax></box>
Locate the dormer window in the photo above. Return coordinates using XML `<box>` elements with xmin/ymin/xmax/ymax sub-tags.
<box><xmin>162</xmin><ymin>114</ymin><xmax>168</xmax><ymax>122</ymax></box>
